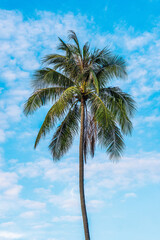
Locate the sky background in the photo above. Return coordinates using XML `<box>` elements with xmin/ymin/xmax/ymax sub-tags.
<box><xmin>0</xmin><ymin>0</ymin><xmax>160</xmax><ymax>239</ymax></box>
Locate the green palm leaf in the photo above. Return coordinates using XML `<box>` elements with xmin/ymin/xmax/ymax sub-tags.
<box><xmin>57</xmin><ymin>37</ymin><xmax>73</xmax><ymax>56</ymax></box>
<box><xmin>32</xmin><ymin>68</ymin><xmax>74</xmax><ymax>89</ymax></box>
<box><xmin>88</xmin><ymin>93</ymin><xmax>125</xmax><ymax>159</ymax></box>
<box><xmin>34</xmin><ymin>86</ymin><xmax>80</xmax><ymax>148</ymax></box>
<box><xmin>99</xmin><ymin>87</ymin><xmax>136</xmax><ymax>134</ymax></box>
<box><xmin>49</xmin><ymin>104</ymin><xmax>80</xmax><ymax>160</ymax></box>
<box><xmin>90</xmin><ymin>69</ymin><xmax>99</xmax><ymax>95</ymax></box>
<box><xmin>23</xmin><ymin>87</ymin><xmax>66</xmax><ymax>116</ymax></box>
<box><xmin>98</xmin><ymin>124</ymin><xmax>125</xmax><ymax>160</ymax></box>
<box><xmin>42</xmin><ymin>54</ymin><xmax>66</xmax><ymax>65</ymax></box>
<box><xmin>96</xmin><ymin>55</ymin><xmax>127</xmax><ymax>87</ymax></box>
<box><xmin>89</xmin><ymin>93</ymin><xmax>114</xmax><ymax>128</ymax></box>
<box><xmin>83</xmin><ymin>42</ymin><xmax>90</xmax><ymax>60</ymax></box>
<box><xmin>68</xmin><ymin>30</ymin><xmax>82</xmax><ymax>59</ymax></box>
<box><xmin>100</xmin><ymin>87</ymin><xmax>136</xmax><ymax>116</ymax></box>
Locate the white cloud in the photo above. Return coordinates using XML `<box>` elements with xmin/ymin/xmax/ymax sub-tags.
<box><xmin>83</xmin><ymin>151</ymin><xmax>160</xmax><ymax>198</ymax></box>
<box><xmin>6</xmin><ymin>89</ymin><xmax>30</xmax><ymax>104</ymax></box>
<box><xmin>5</xmin><ymin>105</ymin><xmax>21</xmax><ymax>122</ymax></box>
<box><xmin>22</xmin><ymin>199</ymin><xmax>46</xmax><ymax>209</ymax></box>
<box><xmin>124</xmin><ymin>32</ymin><xmax>153</xmax><ymax>51</ymax></box>
<box><xmin>134</xmin><ymin>114</ymin><xmax>160</xmax><ymax>127</ymax></box>
<box><xmin>53</xmin><ymin>215</ymin><xmax>81</xmax><ymax>222</ymax></box>
<box><xmin>4</xmin><ymin>185</ymin><xmax>22</xmax><ymax>198</ymax></box>
<box><xmin>124</xmin><ymin>192</ymin><xmax>137</xmax><ymax>198</ymax></box>
<box><xmin>0</xmin><ymin>129</ymin><xmax>6</xmax><ymax>142</ymax></box>
<box><xmin>0</xmin><ymin>222</ymin><xmax>14</xmax><ymax>227</ymax></box>
<box><xmin>48</xmin><ymin>188</ymin><xmax>80</xmax><ymax>212</ymax></box>
<box><xmin>2</xmin><ymin>70</ymin><xmax>17</xmax><ymax>82</ymax></box>
<box><xmin>0</xmin><ymin>112</ymin><xmax>9</xmax><ymax>130</ymax></box>
<box><xmin>144</xmin><ymin>115</ymin><xmax>160</xmax><ymax>123</ymax></box>
<box><xmin>32</xmin><ymin>223</ymin><xmax>52</xmax><ymax>229</ymax></box>
<box><xmin>0</xmin><ymin>231</ymin><xmax>23</xmax><ymax>239</ymax></box>
<box><xmin>20</xmin><ymin>211</ymin><xmax>35</xmax><ymax>218</ymax></box>
<box><xmin>0</xmin><ymin>171</ymin><xmax>18</xmax><ymax>190</ymax></box>
<box><xmin>17</xmin><ymin>158</ymin><xmax>77</xmax><ymax>183</ymax></box>
<box><xmin>87</xmin><ymin>200</ymin><xmax>104</xmax><ymax>209</ymax></box>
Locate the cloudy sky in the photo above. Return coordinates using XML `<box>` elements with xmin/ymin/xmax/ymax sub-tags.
<box><xmin>0</xmin><ymin>0</ymin><xmax>160</xmax><ymax>239</ymax></box>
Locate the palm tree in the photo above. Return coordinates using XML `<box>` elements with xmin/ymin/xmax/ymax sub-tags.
<box><xmin>24</xmin><ymin>31</ymin><xmax>136</xmax><ymax>240</ymax></box>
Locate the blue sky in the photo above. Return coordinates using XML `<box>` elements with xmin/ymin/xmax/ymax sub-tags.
<box><xmin>0</xmin><ymin>1</ymin><xmax>160</xmax><ymax>239</ymax></box>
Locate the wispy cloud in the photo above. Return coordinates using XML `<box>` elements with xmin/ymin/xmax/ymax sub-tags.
<box><xmin>0</xmin><ymin>231</ymin><xmax>23</xmax><ymax>239</ymax></box>
<box><xmin>52</xmin><ymin>215</ymin><xmax>81</xmax><ymax>222</ymax></box>
<box><xmin>124</xmin><ymin>192</ymin><xmax>137</xmax><ymax>198</ymax></box>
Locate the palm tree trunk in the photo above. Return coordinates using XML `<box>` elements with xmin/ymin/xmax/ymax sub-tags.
<box><xmin>79</xmin><ymin>97</ymin><xmax>90</xmax><ymax>240</ymax></box>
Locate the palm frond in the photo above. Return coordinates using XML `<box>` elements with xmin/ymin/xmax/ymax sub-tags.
<box><xmin>90</xmin><ymin>69</ymin><xmax>99</xmax><ymax>94</ymax></box>
<box><xmin>96</xmin><ymin>55</ymin><xmax>127</xmax><ymax>87</ymax></box>
<box><xmin>42</xmin><ymin>46</ymin><xmax>82</xmax><ymax>80</ymax></box>
<box><xmin>42</xmin><ymin>54</ymin><xmax>66</xmax><ymax>65</ymax></box>
<box><xmin>49</xmin><ymin>104</ymin><xmax>80</xmax><ymax>160</ymax></box>
<box><xmin>68</xmin><ymin>30</ymin><xmax>82</xmax><ymax>59</ymax></box>
<box><xmin>32</xmin><ymin>68</ymin><xmax>74</xmax><ymax>89</ymax></box>
<box><xmin>105</xmin><ymin>55</ymin><xmax>127</xmax><ymax>78</ymax></box>
<box><xmin>57</xmin><ymin>37</ymin><xmax>72</xmax><ymax>56</ymax></box>
<box><xmin>88</xmin><ymin>93</ymin><xmax>114</xmax><ymax>128</ymax></box>
<box><xmin>34</xmin><ymin>86</ymin><xmax>80</xmax><ymax>148</ymax></box>
<box><xmin>100</xmin><ymin>87</ymin><xmax>136</xmax><ymax>116</ymax></box>
<box><xmin>23</xmin><ymin>87</ymin><xmax>66</xmax><ymax>116</ymax></box>
<box><xmin>98</xmin><ymin>124</ymin><xmax>125</xmax><ymax>160</ymax></box>
<box><xmin>88</xmin><ymin>92</ymin><xmax>124</xmax><ymax>159</ymax></box>
<box><xmin>100</xmin><ymin>87</ymin><xmax>136</xmax><ymax>134</ymax></box>
<box><xmin>89</xmin><ymin>47</ymin><xmax>111</xmax><ymax>68</ymax></box>
<box><xmin>83</xmin><ymin>42</ymin><xmax>90</xmax><ymax>60</ymax></box>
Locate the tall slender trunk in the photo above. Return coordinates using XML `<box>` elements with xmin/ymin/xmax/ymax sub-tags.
<box><xmin>79</xmin><ymin>97</ymin><xmax>90</xmax><ymax>240</ymax></box>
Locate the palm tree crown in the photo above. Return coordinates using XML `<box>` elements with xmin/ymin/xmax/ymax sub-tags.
<box><xmin>24</xmin><ymin>31</ymin><xmax>136</xmax><ymax>240</ymax></box>
<box><xmin>24</xmin><ymin>30</ymin><xmax>135</xmax><ymax>161</ymax></box>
